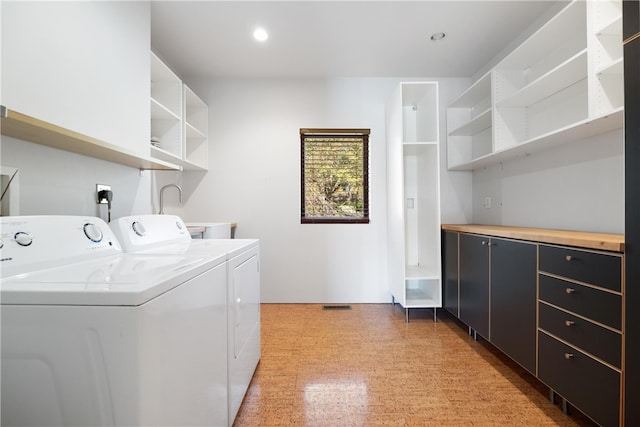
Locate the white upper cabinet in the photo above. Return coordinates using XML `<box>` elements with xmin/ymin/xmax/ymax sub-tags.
<box><xmin>150</xmin><ymin>53</ymin><xmax>209</xmax><ymax>171</ymax></box>
<box><xmin>447</xmin><ymin>0</ymin><xmax>624</xmax><ymax>171</ymax></box>
<box><xmin>1</xmin><ymin>1</ymin><xmax>151</xmax><ymax>156</ymax></box>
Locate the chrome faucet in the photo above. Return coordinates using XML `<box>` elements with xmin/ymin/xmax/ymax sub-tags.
<box><xmin>159</xmin><ymin>184</ymin><xmax>182</xmax><ymax>214</ymax></box>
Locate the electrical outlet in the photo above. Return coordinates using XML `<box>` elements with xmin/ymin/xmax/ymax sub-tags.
<box><xmin>97</xmin><ymin>184</ymin><xmax>111</xmax><ymax>204</ymax></box>
<box><xmin>483</xmin><ymin>197</ymin><xmax>492</xmax><ymax>209</ymax></box>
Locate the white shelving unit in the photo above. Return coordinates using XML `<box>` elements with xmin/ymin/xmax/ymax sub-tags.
<box><xmin>447</xmin><ymin>0</ymin><xmax>624</xmax><ymax>171</ymax></box>
<box><xmin>386</xmin><ymin>82</ymin><xmax>441</xmax><ymax>322</ymax></box>
<box><xmin>446</xmin><ymin>72</ymin><xmax>492</xmax><ymax>168</ymax></box>
<box><xmin>183</xmin><ymin>85</ymin><xmax>208</xmax><ymax>171</ymax></box>
<box><xmin>151</xmin><ymin>51</ymin><xmax>183</xmax><ymax>165</ymax></box>
<box><xmin>150</xmin><ymin>52</ymin><xmax>209</xmax><ymax>171</ymax></box>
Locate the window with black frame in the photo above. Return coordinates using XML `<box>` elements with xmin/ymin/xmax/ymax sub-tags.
<box><xmin>300</xmin><ymin>128</ymin><xmax>370</xmax><ymax>224</ymax></box>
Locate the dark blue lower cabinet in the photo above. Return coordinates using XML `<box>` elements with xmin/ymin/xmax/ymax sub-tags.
<box><xmin>459</xmin><ymin>233</ymin><xmax>490</xmax><ymax>339</ymax></box>
<box><xmin>442</xmin><ymin>231</ymin><xmax>459</xmax><ymax>317</ymax></box>
<box><xmin>539</xmin><ymin>332</ymin><xmax>620</xmax><ymax>427</ymax></box>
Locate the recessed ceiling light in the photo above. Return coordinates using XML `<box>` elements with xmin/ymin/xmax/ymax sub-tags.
<box><xmin>253</xmin><ymin>27</ymin><xmax>269</xmax><ymax>42</ymax></box>
<box><xmin>430</xmin><ymin>32</ymin><xmax>446</xmax><ymax>41</ymax></box>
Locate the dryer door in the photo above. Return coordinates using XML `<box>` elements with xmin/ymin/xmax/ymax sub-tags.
<box><xmin>227</xmin><ymin>246</ymin><xmax>260</xmax><ymax>425</ymax></box>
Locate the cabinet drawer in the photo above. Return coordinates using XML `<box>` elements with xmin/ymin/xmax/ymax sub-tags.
<box><xmin>539</xmin><ymin>245</ymin><xmax>621</xmax><ymax>292</ymax></box>
<box><xmin>538</xmin><ymin>303</ymin><xmax>621</xmax><ymax>368</ymax></box>
<box><xmin>538</xmin><ymin>275</ymin><xmax>621</xmax><ymax>330</ymax></box>
<box><xmin>538</xmin><ymin>332</ymin><xmax>620</xmax><ymax>427</ymax></box>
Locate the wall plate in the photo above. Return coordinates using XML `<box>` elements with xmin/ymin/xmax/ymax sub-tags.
<box><xmin>96</xmin><ymin>184</ymin><xmax>111</xmax><ymax>204</ymax></box>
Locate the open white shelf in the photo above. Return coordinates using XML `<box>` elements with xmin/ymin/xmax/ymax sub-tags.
<box><xmin>597</xmin><ymin>57</ymin><xmax>624</xmax><ymax>75</ymax></box>
<box><xmin>448</xmin><ymin>109</ymin><xmax>623</xmax><ymax>171</ymax></box>
<box><xmin>151</xmin><ymin>145</ymin><xmax>182</xmax><ymax>164</ymax></box>
<box><xmin>405</xmin><ymin>265</ymin><xmax>439</xmax><ymax>280</ymax></box>
<box><xmin>448</xmin><ymin>108</ymin><xmax>492</xmax><ymax>136</ymax></box>
<box><xmin>597</xmin><ymin>15</ymin><xmax>623</xmax><ymax>36</ymax></box>
<box><xmin>497</xmin><ymin>50</ymin><xmax>588</xmax><ymax>108</ymax></box>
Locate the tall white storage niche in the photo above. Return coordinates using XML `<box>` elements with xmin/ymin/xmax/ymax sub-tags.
<box><xmin>386</xmin><ymin>82</ymin><xmax>441</xmax><ymax>322</ymax></box>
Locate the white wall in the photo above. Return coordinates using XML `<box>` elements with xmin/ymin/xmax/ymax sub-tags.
<box><xmin>179</xmin><ymin>77</ymin><xmax>470</xmax><ymax>303</ymax></box>
<box><xmin>0</xmin><ymin>137</ymin><xmax>151</xmax><ymax>220</ymax></box>
<box><xmin>150</xmin><ymin>170</ymin><xmax>186</xmax><ymax>217</ymax></box>
<box><xmin>472</xmin><ymin>128</ymin><xmax>624</xmax><ymax>234</ymax></box>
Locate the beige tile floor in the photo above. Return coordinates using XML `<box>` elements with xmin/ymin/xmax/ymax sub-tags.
<box><xmin>233</xmin><ymin>304</ymin><xmax>596</xmax><ymax>427</ymax></box>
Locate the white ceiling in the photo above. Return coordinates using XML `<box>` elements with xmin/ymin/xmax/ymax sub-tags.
<box><xmin>151</xmin><ymin>1</ymin><xmax>566</xmax><ymax>79</ymax></box>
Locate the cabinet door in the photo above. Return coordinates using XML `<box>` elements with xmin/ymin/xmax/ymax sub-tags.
<box><xmin>442</xmin><ymin>231</ymin><xmax>459</xmax><ymax>317</ymax></box>
<box><xmin>490</xmin><ymin>238</ymin><xmax>536</xmax><ymax>374</ymax></box>
<box><xmin>2</xmin><ymin>2</ymin><xmax>150</xmax><ymax>154</ymax></box>
<box><xmin>459</xmin><ymin>234</ymin><xmax>489</xmax><ymax>338</ymax></box>
<box><xmin>623</xmin><ymin>0</ymin><xmax>640</xmax><ymax>41</ymax></box>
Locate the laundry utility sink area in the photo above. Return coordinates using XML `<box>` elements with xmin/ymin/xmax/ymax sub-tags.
<box><xmin>1</xmin><ymin>1</ymin><xmax>639</xmax><ymax>426</ymax></box>
<box><xmin>186</xmin><ymin>222</ymin><xmax>232</xmax><ymax>239</ymax></box>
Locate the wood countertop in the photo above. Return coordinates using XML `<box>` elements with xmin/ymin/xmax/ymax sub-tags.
<box><xmin>441</xmin><ymin>224</ymin><xmax>625</xmax><ymax>253</ymax></box>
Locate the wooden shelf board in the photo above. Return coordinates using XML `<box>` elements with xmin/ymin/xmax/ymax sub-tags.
<box><xmin>441</xmin><ymin>224</ymin><xmax>624</xmax><ymax>253</ymax></box>
<box><xmin>1</xmin><ymin>106</ymin><xmax>180</xmax><ymax>171</ymax></box>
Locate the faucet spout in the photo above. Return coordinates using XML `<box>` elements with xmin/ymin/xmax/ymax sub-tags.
<box><xmin>159</xmin><ymin>184</ymin><xmax>182</xmax><ymax>215</ymax></box>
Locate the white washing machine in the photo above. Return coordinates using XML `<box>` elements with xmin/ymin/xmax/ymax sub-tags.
<box><xmin>110</xmin><ymin>214</ymin><xmax>260</xmax><ymax>426</ymax></box>
<box><xmin>0</xmin><ymin>216</ymin><xmax>228</xmax><ymax>427</ymax></box>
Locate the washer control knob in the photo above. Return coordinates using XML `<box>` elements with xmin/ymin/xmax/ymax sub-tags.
<box><xmin>14</xmin><ymin>232</ymin><xmax>33</xmax><ymax>246</ymax></box>
<box><xmin>83</xmin><ymin>223</ymin><xmax>103</xmax><ymax>243</ymax></box>
<box><xmin>132</xmin><ymin>221</ymin><xmax>146</xmax><ymax>237</ymax></box>
<box><xmin>176</xmin><ymin>221</ymin><xmax>183</xmax><ymax>230</ymax></box>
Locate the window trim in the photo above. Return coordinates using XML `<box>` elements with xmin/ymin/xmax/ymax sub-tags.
<box><xmin>300</xmin><ymin>128</ymin><xmax>370</xmax><ymax>224</ymax></box>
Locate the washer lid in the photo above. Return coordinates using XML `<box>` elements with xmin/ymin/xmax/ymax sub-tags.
<box><xmin>0</xmin><ymin>252</ymin><xmax>226</xmax><ymax>306</ymax></box>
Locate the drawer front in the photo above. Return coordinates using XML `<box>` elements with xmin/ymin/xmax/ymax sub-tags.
<box><xmin>539</xmin><ymin>275</ymin><xmax>622</xmax><ymax>330</ymax></box>
<box><xmin>538</xmin><ymin>303</ymin><xmax>621</xmax><ymax>368</ymax></box>
<box><xmin>539</xmin><ymin>245</ymin><xmax>621</xmax><ymax>292</ymax></box>
<box><xmin>538</xmin><ymin>332</ymin><xmax>621</xmax><ymax>427</ymax></box>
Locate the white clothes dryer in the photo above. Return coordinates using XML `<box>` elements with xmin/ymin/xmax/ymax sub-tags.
<box><xmin>110</xmin><ymin>214</ymin><xmax>260</xmax><ymax>426</ymax></box>
<box><xmin>0</xmin><ymin>216</ymin><xmax>228</xmax><ymax>427</ymax></box>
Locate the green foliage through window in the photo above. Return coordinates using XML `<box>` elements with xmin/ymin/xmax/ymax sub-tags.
<box><xmin>301</xmin><ymin>129</ymin><xmax>370</xmax><ymax>224</ymax></box>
